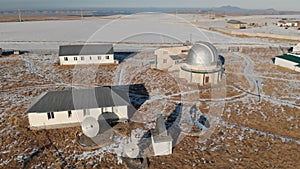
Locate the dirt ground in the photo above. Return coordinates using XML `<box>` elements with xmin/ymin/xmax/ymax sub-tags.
<box><xmin>0</xmin><ymin>48</ymin><xmax>299</xmax><ymax>168</ymax></box>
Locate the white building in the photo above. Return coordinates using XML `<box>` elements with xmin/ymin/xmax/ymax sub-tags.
<box><xmin>226</xmin><ymin>20</ymin><xmax>248</xmax><ymax>29</ymax></box>
<box><xmin>152</xmin><ymin>46</ymin><xmax>190</xmax><ymax>71</ymax></box>
<box><xmin>151</xmin><ymin>115</ymin><xmax>172</xmax><ymax>156</ymax></box>
<box><xmin>59</xmin><ymin>44</ymin><xmax>118</xmax><ymax>65</ymax></box>
<box><xmin>277</xmin><ymin>20</ymin><xmax>298</xmax><ymax>27</ymax></box>
<box><xmin>292</xmin><ymin>43</ymin><xmax>300</xmax><ymax>52</ymax></box>
<box><xmin>26</xmin><ymin>86</ymin><xmax>130</xmax><ymax>129</ymax></box>
<box><xmin>275</xmin><ymin>53</ymin><xmax>300</xmax><ymax>72</ymax></box>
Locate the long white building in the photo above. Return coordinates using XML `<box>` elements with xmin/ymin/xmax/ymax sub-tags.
<box><xmin>59</xmin><ymin>44</ymin><xmax>118</xmax><ymax>65</ymax></box>
<box><xmin>275</xmin><ymin>53</ymin><xmax>300</xmax><ymax>72</ymax></box>
<box><xmin>26</xmin><ymin>86</ymin><xmax>130</xmax><ymax>129</ymax></box>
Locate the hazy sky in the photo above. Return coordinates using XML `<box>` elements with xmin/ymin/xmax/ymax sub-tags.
<box><xmin>0</xmin><ymin>0</ymin><xmax>299</xmax><ymax>11</ymax></box>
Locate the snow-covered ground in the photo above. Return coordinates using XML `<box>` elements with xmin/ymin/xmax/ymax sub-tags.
<box><xmin>0</xmin><ymin>13</ymin><xmax>285</xmax><ymax>51</ymax></box>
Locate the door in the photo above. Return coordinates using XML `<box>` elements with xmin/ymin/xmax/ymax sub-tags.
<box><xmin>205</xmin><ymin>76</ymin><xmax>209</xmax><ymax>83</ymax></box>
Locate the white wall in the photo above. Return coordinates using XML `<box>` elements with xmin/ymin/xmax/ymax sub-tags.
<box><xmin>59</xmin><ymin>54</ymin><xmax>114</xmax><ymax>65</ymax></box>
<box><xmin>179</xmin><ymin>69</ymin><xmax>221</xmax><ymax>85</ymax></box>
<box><xmin>151</xmin><ymin>136</ymin><xmax>172</xmax><ymax>156</ymax></box>
<box><xmin>28</xmin><ymin>110</ymin><xmax>81</xmax><ymax>128</ymax></box>
<box><xmin>156</xmin><ymin>51</ymin><xmax>175</xmax><ymax>70</ymax></box>
<box><xmin>275</xmin><ymin>57</ymin><xmax>299</xmax><ymax>72</ymax></box>
<box><xmin>28</xmin><ymin>105</ymin><xmax>128</xmax><ymax>129</ymax></box>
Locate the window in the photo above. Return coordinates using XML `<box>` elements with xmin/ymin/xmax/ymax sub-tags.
<box><xmin>68</xmin><ymin>110</ymin><xmax>72</xmax><ymax>118</ymax></box>
<box><xmin>106</xmin><ymin>55</ymin><xmax>110</xmax><ymax>59</ymax></box>
<box><xmin>81</xmin><ymin>56</ymin><xmax>85</xmax><ymax>61</ymax></box>
<box><xmin>163</xmin><ymin>59</ymin><xmax>167</xmax><ymax>63</ymax></box>
<box><xmin>74</xmin><ymin>57</ymin><xmax>78</xmax><ymax>61</ymax></box>
<box><xmin>64</xmin><ymin>57</ymin><xmax>68</xmax><ymax>61</ymax></box>
<box><xmin>98</xmin><ymin>56</ymin><xmax>101</xmax><ymax>60</ymax></box>
<box><xmin>47</xmin><ymin>112</ymin><xmax>54</xmax><ymax>119</ymax></box>
<box><xmin>90</xmin><ymin>56</ymin><xmax>92</xmax><ymax>60</ymax></box>
<box><xmin>83</xmin><ymin>109</ymin><xmax>90</xmax><ymax>116</ymax></box>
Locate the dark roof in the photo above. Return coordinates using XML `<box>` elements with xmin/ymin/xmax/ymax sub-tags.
<box><xmin>278</xmin><ymin>20</ymin><xmax>286</xmax><ymax>23</ymax></box>
<box><xmin>59</xmin><ymin>44</ymin><xmax>114</xmax><ymax>56</ymax></box>
<box><xmin>276</xmin><ymin>54</ymin><xmax>300</xmax><ymax>64</ymax></box>
<box><xmin>278</xmin><ymin>20</ymin><xmax>298</xmax><ymax>24</ymax></box>
<box><xmin>227</xmin><ymin>20</ymin><xmax>246</xmax><ymax>24</ymax></box>
<box><xmin>170</xmin><ymin>54</ymin><xmax>185</xmax><ymax>61</ymax></box>
<box><xmin>26</xmin><ymin>86</ymin><xmax>130</xmax><ymax>113</ymax></box>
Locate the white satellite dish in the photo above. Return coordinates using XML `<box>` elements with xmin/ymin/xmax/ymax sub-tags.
<box><xmin>124</xmin><ymin>142</ymin><xmax>139</xmax><ymax>158</ymax></box>
<box><xmin>81</xmin><ymin>116</ymin><xmax>100</xmax><ymax>138</ymax></box>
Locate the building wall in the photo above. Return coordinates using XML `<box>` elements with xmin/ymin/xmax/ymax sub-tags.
<box><xmin>179</xmin><ymin>69</ymin><xmax>221</xmax><ymax>85</ymax></box>
<box><xmin>227</xmin><ymin>23</ymin><xmax>247</xmax><ymax>29</ymax></box>
<box><xmin>277</xmin><ymin>22</ymin><xmax>298</xmax><ymax>27</ymax></box>
<box><xmin>28</xmin><ymin>105</ymin><xmax>128</xmax><ymax>129</ymax></box>
<box><xmin>154</xmin><ymin>46</ymin><xmax>190</xmax><ymax>71</ymax></box>
<box><xmin>275</xmin><ymin>57</ymin><xmax>299</xmax><ymax>72</ymax></box>
<box><xmin>151</xmin><ymin>136</ymin><xmax>172</xmax><ymax>156</ymax></box>
<box><xmin>59</xmin><ymin>54</ymin><xmax>114</xmax><ymax>65</ymax></box>
<box><xmin>293</xmin><ymin>43</ymin><xmax>300</xmax><ymax>52</ymax></box>
<box><xmin>155</xmin><ymin>50</ymin><xmax>176</xmax><ymax>70</ymax></box>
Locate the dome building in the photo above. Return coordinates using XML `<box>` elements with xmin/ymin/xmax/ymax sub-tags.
<box><xmin>179</xmin><ymin>42</ymin><xmax>224</xmax><ymax>85</ymax></box>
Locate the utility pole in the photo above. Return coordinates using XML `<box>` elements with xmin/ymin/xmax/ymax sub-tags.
<box><xmin>18</xmin><ymin>9</ymin><xmax>22</xmax><ymax>22</ymax></box>
<box><xmin>256</xmin><ymin>80</ymin><xmax>261</xmax><ymax>102</ymax></box>
<box><xmin>81</xmin><ymin>8</ymin><xmax>83</xmax><ymax>20</ymax></box>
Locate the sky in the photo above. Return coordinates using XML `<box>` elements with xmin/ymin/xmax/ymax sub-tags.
<box><xmin>0</xmin><ymin>0</ymin><xmax>299</xmax><ymax>11</ymax></box>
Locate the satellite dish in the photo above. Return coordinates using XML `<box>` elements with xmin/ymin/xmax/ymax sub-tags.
<box><xmin>81</xmin><ymin>116</ymin><xmax>100</xmax><ymax>138</ymax></box>
<box><xmin>124</xmin><ymin>142</ymin><xmax>139</xmax><ymax>158</ymax></box>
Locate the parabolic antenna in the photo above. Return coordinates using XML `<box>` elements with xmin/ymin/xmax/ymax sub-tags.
<box><xmin>81</xmin><ymin>116</ymin><xmax>100</xmax><ymax>138</ymax></box>
<box><xmin>124</xmin><ymin>142</ymin><xmax>140</xmax><ymax>158</ymax></box>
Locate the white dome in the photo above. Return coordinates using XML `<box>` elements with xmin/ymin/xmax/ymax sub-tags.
<box><xmin>186</xmin><ymin>42</ymin><xmax>218</xmax><ymax>66</ymax></box>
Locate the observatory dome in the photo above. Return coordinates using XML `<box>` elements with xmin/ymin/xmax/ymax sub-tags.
<box><xmin>186</xmin><ymin>42</ymin><xmax>218</xmax><ymax>66</ymax></box>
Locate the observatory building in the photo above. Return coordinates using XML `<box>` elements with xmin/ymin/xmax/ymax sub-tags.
<box><xmin>179</xmin><ymin>42</ymin><xmax>223</xmax><ymax>85</ymax></box>
<box><xmin>153</xmin><ymin>42</ymin><xmax>224</xmax><ymax>85</ymax></box>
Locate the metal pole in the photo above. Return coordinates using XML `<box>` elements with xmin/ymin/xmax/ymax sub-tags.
<box><xmin>18</xmin><ymin>9</ymin><xmax>22</xmax><ymax>22</ymax></box>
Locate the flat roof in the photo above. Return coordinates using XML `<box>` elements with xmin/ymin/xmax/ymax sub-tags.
<box><xmin>59</xmin><ymin>44</ymin><xmax>113</xmax><ymax>56</ymax></box>
<box><xmin>276</xmin><ymin>54</ymin><xmax>300</xmax><ymax>64</ymax></box>
<box><xmin>227</xmin><ymin>20</ymin><xmax>246</xmax><ymax>24</ymax></box>
<box><xmin>170</xmin><ymin>55</ymin><xmax>183</xmax><ymax>60</ymax></box>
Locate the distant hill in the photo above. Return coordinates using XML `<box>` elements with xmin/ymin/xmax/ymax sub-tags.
<box><xmin>170</xmin><ymin>5</ymin><xmax>300</xmax><ymax>16</ymax></box>
<box><xmin>212</xmin><ymin>5</ymin><xmax>249</xmax><ymax>12</ymax></box>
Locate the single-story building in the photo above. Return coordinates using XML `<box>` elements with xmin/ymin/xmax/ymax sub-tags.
<box><xmin>26</xmin><ymin>86</ymin><xmax>130</xmax><ymax>129</ymax></box>
<box><xmin>292</xmin><ymin>43</ymin><xmax>300</xmax><ymax>52</ymax></box>
<box><xmin>59</xmin><ymin>44</ymin><xmax>118</xmax><ymax>65</ymax></box>
<box><xmin>151</xmin><ymin>115</ymin><xmax>172</xmax><ymax>156</ymax></box>
<box><xmin>226</xmin><ymin>20</ymin><xmax>248</xmax><ymax>29</ymax></box>
<box><xmin>275</xmin><ymin>53</ymin><xmax>300</xmax><ymax>72</ymax></box>
<box><xmin>277</xmin><ymin>20</ymin><xmax>298</xmax><ymax>27</ymax></box>
<box><xmin>13</xmin><ymin>50</ymin><xmax>20</xmax><ymax>55</ymax></box>
<box><xmin>152</xmin><ymin>46</ymin><xmax>190</xmax><ymax>71</ymax></box>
